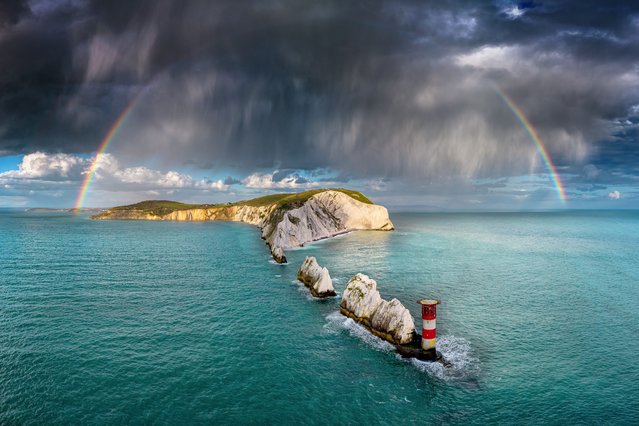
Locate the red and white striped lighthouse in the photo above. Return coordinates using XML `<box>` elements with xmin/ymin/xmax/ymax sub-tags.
<box><xmin>418</xmin><ymin>299</ymin><xmax>439</xmax><ymax>351</ymax></box>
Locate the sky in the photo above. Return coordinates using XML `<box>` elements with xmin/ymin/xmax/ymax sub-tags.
<box><xmin>1</xmin><ymin>0</ymin><xmax>638</xmax><ymax>210</ymax></box>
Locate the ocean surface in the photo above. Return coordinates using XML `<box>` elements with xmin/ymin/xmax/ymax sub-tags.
<box><xmin>1</xmin><ymin>209</ymin><xmax>638</xmax><ymax>424</ymax></box>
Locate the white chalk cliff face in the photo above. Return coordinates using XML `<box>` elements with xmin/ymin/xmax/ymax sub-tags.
<box><xmin>94</xmin><ymin>190</ymin><xmax>394</xmax><ymax>263</ymax></box>
<box><xmin>340</xmin><ymin>273</ymin><xmax>415</xmax><ymax>345</ymax></box>
<box><xmin>264</xmin><ymin>191</ymin><xmax>393</xmax><ymax>253</ymax></box>
<box><xmin>297</xmin><ymin>256</ymin><xmax>336</xmax><ymax>298</ymax></box>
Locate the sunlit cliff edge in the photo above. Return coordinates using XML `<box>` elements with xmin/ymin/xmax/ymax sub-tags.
<box><xmin>92</xmin><ymin>189</ymin><xmax>394</xmax><ymax>262</ymax></box>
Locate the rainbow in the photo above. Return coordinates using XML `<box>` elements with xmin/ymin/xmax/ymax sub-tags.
<box><xmin>496</xmin><ymin>88</ymin><xmax>567</xmax><ymax>203</ymax></box>
<box><xmin>74</xmin><ymin>93</ymin><xmax>143</xmax><ymax>210</ymax></box>
<box><xmin>75</xmin><ymin>85</ymin><xmax>567</xmax><ymax>208</ymax></box>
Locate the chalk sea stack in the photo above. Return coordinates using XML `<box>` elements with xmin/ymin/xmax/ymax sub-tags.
<box><xmin>297</xmin><ymin>256</ymin><xmax>336</xmax><ymax>298</ymax></box>
<box><xmin>340</xmin><ymin>273</ymin><xmax>416</xmax><ymax>346</ymax></box>
<box><xmin>271</xmin><ymin>246</ymin><xmax>287</xmax><ymax>264</ymax></box>
<box><xmin>92</xmin><ymin>189</ymin><xmax>394</xmax><ymax>263</ymax></box>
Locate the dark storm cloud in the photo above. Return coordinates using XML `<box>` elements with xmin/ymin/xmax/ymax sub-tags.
<box><xmin>1</xmin><ymin>0</ymin><xmax>639</xmax><ymax>181</ymax></box>
<box><xmin>223</xmin><ymin>176</ymin><xmax>241</xmax><ymax>185</ymax></box>
<box><xmin>0</xmin><ymin>0</ymin><xmax>30</xmax><ymax>27</ymax></box>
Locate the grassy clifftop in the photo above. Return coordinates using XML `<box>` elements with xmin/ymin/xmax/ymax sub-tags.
<box><xmin>236</xmin><ymin>189</ymin><xmax>372</xmax><ymax>207</ymax></box>
<box><xmin>110</xmin><ymin>200</ymin><xmax>218</xmax><ymax>216</ymax></box>
<box><xmin>104</xmin><ymin>189</ymin><xmax>373</xmax><ymax>216</ymax></box>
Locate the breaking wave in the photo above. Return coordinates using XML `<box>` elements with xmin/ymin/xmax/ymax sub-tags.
<box><xmin>293</xmin><ymin>280</ymin><xmax>340</xmax><ymax>301</ymax></box>
<box><xmin>323</xmin><ymin>311</ymin><xmax>394</xmax><ymax>352</ymax></box>
<box><xmin>324</xmin><ymin>311</ymin><xmax>479</xmax><ymax>381</ymax></box>
<box><xmin>407</xmin><ymin>335</ymin><xmax>480</xmax><ymax>381</ymax></box>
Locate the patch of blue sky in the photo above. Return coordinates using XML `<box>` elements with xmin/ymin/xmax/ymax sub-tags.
<box><xmin>0</xmin><ymin>155</ymin><xmax>22</xmax><ymax>173</ymax></box>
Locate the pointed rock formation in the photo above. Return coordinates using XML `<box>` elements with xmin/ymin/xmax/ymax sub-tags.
<box><xmin>297</xmin><ymin>256</ymin><xmax>336</xmax><ymax>298</ymax></box>
<box><xmin>271</xmin><ymin>246</ymin><xmax>287</xmax><ymax>264</ymax></box>
<box><xmin>340</xmin><ymin>273</ymin><xmax>415</xmax><ymax>345</ymax></box>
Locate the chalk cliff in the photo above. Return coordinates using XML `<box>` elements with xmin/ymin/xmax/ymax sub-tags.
<box><xmin>264</xmin><ymin>191</ymin><xmax>394</xmax><ymax>251</ymax></box>
<box><xmin>340</xmin><ymin>273</ymin><xmax>415</xmax><ymax>345</ymax></box>
<box><xmin>297</xmin><ymin>256</ymin><xmax>336</xmax><ymax>298</ymax></box>
<box><xmin>93</xmin><ymin>189</ymin><xmax>394</xmax><ymax>263</ymax></box>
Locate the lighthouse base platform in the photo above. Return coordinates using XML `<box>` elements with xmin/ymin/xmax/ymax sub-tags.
<box><xmin>394</xmin><ymin>332</ymin><xmax>443</xmax><ymax>362</ymax></box>
<box><xmin>396</xmin><ymin>345</ymin><xmax>441</xmax><ymax>362</ymax></box>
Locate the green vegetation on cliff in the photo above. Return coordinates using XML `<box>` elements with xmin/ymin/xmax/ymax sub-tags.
<box><xmin>237</xmin><ymin>188</ymin><xmax>372</xmax><ymax>208</ymax></box>
<box><xmin>110</xmin><ymin>200</ymin><xmax>220</xmax><ymax>216</ymax></box>
<box><xmin>101</xmin><ymin>189</ymin><xmax>373</xmax><ymax>217</ymax></box>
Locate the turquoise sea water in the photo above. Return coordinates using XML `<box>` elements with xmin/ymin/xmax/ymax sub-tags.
<box><xmin>1</xmin><ymin>210</ymin><xmax>638</xmax><ymax>424</ymax></box>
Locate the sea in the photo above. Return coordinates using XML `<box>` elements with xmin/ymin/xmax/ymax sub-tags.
<box><xmin>1</xmin><ymin>209</ymin><xmax>638</xmax><ymax>424</ymax></box>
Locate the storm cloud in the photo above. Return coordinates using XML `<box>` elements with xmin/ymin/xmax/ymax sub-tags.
<box><xmin>1</xmin><ymin>0</ymin><xmax>639</xmax><ymax>181</ymax></box>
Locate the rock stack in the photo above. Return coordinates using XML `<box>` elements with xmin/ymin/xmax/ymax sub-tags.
<box><xmin>294</xmin><ymin>262</ymin><xmax>438</xmax><ymax>361</ymax></box>
<box><xmin>297</xmin><ymin>256</ymin><xmax>336</xmax><ymax>298</ymax></box>
<box><xmin>340</xmin><ymin>273</ymin><xmax>416</xmax><ymax>346</ymax></box>
<box><xmin>271</xmin><ymin>246</ymin><xmax>287</xmax><ymax>264</ymax></box>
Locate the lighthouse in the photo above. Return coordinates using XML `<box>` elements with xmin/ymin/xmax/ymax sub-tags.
<box><xmin>418</xmin><ymin>299</ymin><xmax>439</xmax><ymax>354</ymax></box>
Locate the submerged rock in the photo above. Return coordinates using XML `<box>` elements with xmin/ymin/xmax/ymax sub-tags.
<box><xmin>297</xmin><ymin>256</ymin><xmax>336</xmax><ymax>298</ymax></box>
<box><xmin>340</xmin><ymin>273</ymin><xmax>415</xmax><ymax>345</ymax></box>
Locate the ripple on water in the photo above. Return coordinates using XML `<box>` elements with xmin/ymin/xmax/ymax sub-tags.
<box><xmin>3</xmin><ymin>211</ymin><xmax>638</xmax><ymax>424</ymax></box>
